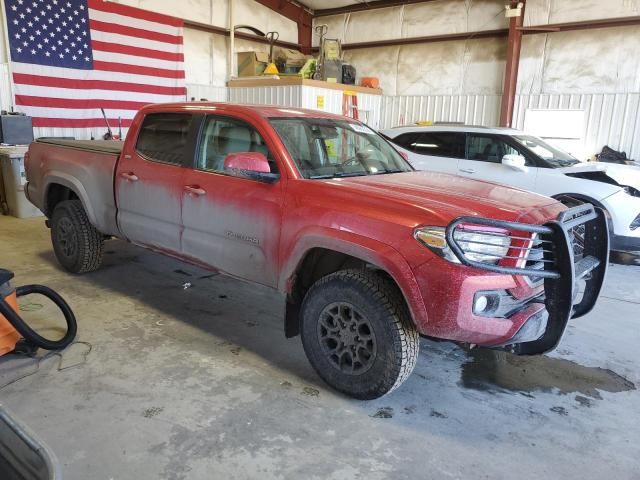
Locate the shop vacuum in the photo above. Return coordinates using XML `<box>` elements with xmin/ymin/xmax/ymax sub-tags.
<box><xmin>0</xmin><ymin>268</ymin><xmax>77</xmax><ymax>357</ymax></box>
<box><xmin>0</xmin><ymin>268</ymin><xmax>76</xmax><ymax>479</ymax></box>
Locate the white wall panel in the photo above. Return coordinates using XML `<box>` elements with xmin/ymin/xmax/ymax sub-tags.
<box><xmin>525</xmin><ymin>0</ymin><xmax>640</xmax><ymax>26</ymax></box>
<box><xmin>518</xmin><ymin>26</ymin><xmax>640</xmax><ymax>95</ymax></box>
<box><xmin>186</xmin><ymin>84</ymin><xmax>228</xmax><ymax>102</ymax></box>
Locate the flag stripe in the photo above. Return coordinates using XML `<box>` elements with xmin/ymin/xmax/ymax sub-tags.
<box><xmin>92</xmin><ymin>60</ymin><xmax>185</xmax><ymax>79</ymax></box>
<box><xmin>92</xmin><ymin>40</ymin><xmax>184</xmax><ymax>62</ymax></box>
<box><xmin>20</xmin><ymin>105</ymin><xmax>141</xmax><ymax>120</ymax></box>
<box><xmin>90</xmin><ymin>30</ymin><xmax>184</xmax><ymax>54</ymax></box>
<box><xmin>88</xmin><ymin>8</ymin><xmax>181</xmax><ymax>36</ymax></box>
<box><xmin>90</xmin><ymin>20</ymin><xmax>182</xmax><ymax>45</ymax></box>
<box><xmin>87</xmin><ymin>0</ymin><xmax>184</xmax><ymax>27</ymax></box>
<box><xmin>33</xmin><ymin>117</ymin><xmax>135</xmax><ymax>128</ymax></box>
<box><xmin>15</xmin><ymin>85</ymin><xmax>184</xmax><ymax>103</ymax></box>
<box><xmin>12</xmin><ymin>63</ymin><xmax>185</xmax><ymax>87</ymax></box>
<box><xmin>16</xmin><ymin>95</ymin><xmax>153</xmax><ymax>111</ymax></box>
<box><xmin>92</xmin><ymin>50</ymin><xmax>183</xmax><ymax>71</ymax></box>
<box><xmin>13</xmin><ymin>73</ymin><xmax>185</xmax><ymax>97</ymax></box>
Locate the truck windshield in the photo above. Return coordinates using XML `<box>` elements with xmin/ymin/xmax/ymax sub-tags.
<box><xmin>512</xmin><ymin>135</ymin><xmax>580</xmax><ymax>167</ymax></box>
<box><xmin>270</xmin><ymin>118</ymin><xmax>413</xmax><ymax>179</ymax></box>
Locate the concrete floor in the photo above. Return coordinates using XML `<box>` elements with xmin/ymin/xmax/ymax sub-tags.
<box><xmin>1</xmin><ymin>215</ymin><xmax>639</xmax><ymax>480</ymax></box>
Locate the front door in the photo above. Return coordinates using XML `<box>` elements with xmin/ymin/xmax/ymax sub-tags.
<box><xmin>458</xmin><ymin>134</ymin><xmax>538</xmax><ymax>190</ymax></box>
<box><xmin>116</xmin><ymin>112</ymin><xmax>198</xmax><ymax>253</ymax></box>
<box><xmin>180</xmin><ymin>114</ymin><xmax>284</xmax><ymax>287</ymax></box>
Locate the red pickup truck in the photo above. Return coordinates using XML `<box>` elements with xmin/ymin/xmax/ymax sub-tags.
<box><xmin>24</xmin><ymin>103</ymin><xmax>609</xmax><ymax>399</ymax></box>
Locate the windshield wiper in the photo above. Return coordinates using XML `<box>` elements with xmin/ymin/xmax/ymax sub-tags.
<box><xmin>371</xmin><ymin>168</ymin><xmax>406</xmax><ymax>175</ymax></box>
<box><xmin>309</xmin><ymin>172</ymin><xmax>368</xmax><ymax>179</ymax></box>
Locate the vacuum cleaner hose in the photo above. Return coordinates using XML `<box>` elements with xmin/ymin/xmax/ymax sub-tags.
<box><xmin>0</xmin><ymin>285</ymin><xmax>77</xmax><ymax>351</ymax></box>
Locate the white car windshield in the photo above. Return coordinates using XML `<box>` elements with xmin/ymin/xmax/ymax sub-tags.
<box><xmin>270</xmin><ymin>118</ymin><xmax>413</xmax><ymax>179</ymax></box>
<box><xmin>513</xmin><ymin>135</ymin><xmax>580</xmax><ymax>168</ymax></box>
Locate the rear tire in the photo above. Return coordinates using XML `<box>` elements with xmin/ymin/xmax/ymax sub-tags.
<box><xmin>51</xmin><ymin>200</ymin><xmax>104</xmax><ymax>274</ymax></box>
<box><xmin>300</xmin><ymin>269</ymin><xmax>419</xmax><ymax>400</ymax></box>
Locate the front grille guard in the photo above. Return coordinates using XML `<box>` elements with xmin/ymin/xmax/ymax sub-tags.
<box><xmin>445</xmin><ymin>204</ymin><xmax>609</xmax><ymax>355</ymax></box>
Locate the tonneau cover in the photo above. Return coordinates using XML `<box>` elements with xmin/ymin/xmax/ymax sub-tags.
<box><xmin>35</xmin><ymin>138</ymin><xmax>123</xmax><ymax>155</ymax></box>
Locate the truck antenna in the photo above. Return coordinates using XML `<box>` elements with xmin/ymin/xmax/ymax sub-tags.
<box><xmin>101</xmin><ymin>108</ymin><xmax>113</xmax><ymax>140</ymax></box>
<box><xmin>118</xmin><ymin>116</ymin><xmax>122</xmax><ymax>141</ymax></box>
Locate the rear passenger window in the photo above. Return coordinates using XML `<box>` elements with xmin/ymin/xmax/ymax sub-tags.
<box><xmin>411</xmin><ymin>132</ymin><xmax>465</xmax><ymax>158</ymax></box>
<box><xmin>197</xmin><ymin>116</ymin><xmax>278</xmax><ymax>174</ymax></box>
<box><xmin>136</xmin><ymin>113</ymin><xmax>193</xmax><ymax>165</ymax></box>
<box><xmin>393</xmin><ymin>132</ymin><xmax>465</xmax><ymax>159</ymax></box>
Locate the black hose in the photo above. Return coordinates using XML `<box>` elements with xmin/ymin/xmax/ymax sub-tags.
<box><xmin>0</xmin><ymin>285</ymin><xmax>77</xmax><ymax>351</ymax></box>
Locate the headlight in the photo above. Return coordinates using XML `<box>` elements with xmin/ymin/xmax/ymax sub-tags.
<box><xmin>630</xmin><ymin>213</ymin><xmax>640</xmax><ymax>231</ymax></box>
<box><xmin>415</xmin><ymin>227</ymin><xmax>511</xmax><ymax>265</ymax></box>
<box><xmin>623</xmin><ymin>185</ymin><xmax>640</xmax><ymax>198</ymax></box>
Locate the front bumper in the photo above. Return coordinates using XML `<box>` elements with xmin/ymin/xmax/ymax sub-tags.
<box><xmin>415</xmin><ymin>204</ymin><xmax>609</xmax><ymax>355</ymax></box>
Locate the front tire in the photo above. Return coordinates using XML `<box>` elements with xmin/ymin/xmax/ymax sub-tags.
<box><xmin>50</xmin><ymin>200</ymin><xmax>104</xmax><ymax>274</ymax></box>
<box><xmin>300</xmin><ymin>269</ymin><xmax>419</xmax><ymax>400</ymax></box>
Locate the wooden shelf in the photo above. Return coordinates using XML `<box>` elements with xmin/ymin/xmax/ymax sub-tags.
<box><xmin>227</xmin><ymin>77</ymin><xmax>383</xmax><ymax>95</ymax></box>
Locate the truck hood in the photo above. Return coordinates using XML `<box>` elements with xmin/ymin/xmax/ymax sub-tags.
<box><xmin>558</xmin><ymin>162</ymin><xmax>640</xmax><ymax>190</ymax></box>
<box><xmin>331</xmin><ymin>171</ymin><xmax>559</xmax><ymax>223</ymax></box>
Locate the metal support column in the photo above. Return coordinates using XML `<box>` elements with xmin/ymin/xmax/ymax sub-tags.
<box><xmin>499</xmin><ymin>1</ymin><xmax>525</xmax><ymax>128</ymax></box>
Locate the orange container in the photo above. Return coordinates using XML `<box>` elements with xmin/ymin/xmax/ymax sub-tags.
<box><xmin>360</xmin><ymin>77</ymin><xmax>380</xmax><ymax>89</ymax></box>
<box><xmin>0</xmin><ymin>289</ymin><xmax>21</xmax><ymax>356</ymax></box>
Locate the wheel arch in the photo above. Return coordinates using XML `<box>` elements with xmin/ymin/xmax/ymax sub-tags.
<box><xmin>44</xmin><ymin>173</ymin><xmax>97</xmax><ymax>225</ymax></box>
<box><xmin>280</xmin><ymin>230</ymin><xmax>427</xmax><ymax>338</ymax></box>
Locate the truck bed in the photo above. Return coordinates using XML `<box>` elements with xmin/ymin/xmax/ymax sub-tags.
<box><xmin>35</xmin><ymin>138</ymin><xmax>124</xmax><ymax>155</ymax></box>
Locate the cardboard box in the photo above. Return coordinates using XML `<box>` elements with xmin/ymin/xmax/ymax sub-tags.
<box><xmin>237</xmin><ymin>51</ymin><xmax>269</xmax><ymax>77</ymax></box>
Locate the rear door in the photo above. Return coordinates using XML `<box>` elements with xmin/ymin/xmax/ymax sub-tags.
<box><xmin>458</xmin><ymin>133</ymin><xmax>538</xmax><ymax>190</ymax></box>
<box><xmin>180</xmin><ymin>114</ymin><xmax>284</xmax><ymax>287</ymax></box>
<box><xmin>116</xmin><ymin>112</ymin><xmax>200</xmax><ymax>253</ymax></box>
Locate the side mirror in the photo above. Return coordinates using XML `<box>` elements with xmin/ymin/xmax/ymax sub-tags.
<box><xmin>224</xmin><ymin>152</ymin><xmax>279</xmax><ymax>183</ymax></box>
<box><xmin>502</xmin><ymin>154</ymin><xmax>527</xmax><ymax>172</ymax></box>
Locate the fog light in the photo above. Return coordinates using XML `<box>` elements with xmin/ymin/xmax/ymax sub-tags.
<box><xmin>474</xmin><ymin>295</ymin><xmax>489</xmax><ymax>313</ymax></box>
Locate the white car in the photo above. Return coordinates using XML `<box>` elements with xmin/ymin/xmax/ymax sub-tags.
<box><xmin>381</xmin><ymin>125</ymin><xmax>640</xmax><ymax>253</ymax></box>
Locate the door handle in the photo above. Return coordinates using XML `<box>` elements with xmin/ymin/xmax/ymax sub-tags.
<box><xmin>120</xmin><ymin>171</ymin><xmax>139</xmax><ymax>181</ymax></box>
<box><xmin>184</xmin><ymin>185</ymin><xmax>206</xmax><ymax>196</ymax></box>
<box><xmin>459</xmin><ymin>168</ymin><xmax>475</xmax><ymax>174</ymax></box>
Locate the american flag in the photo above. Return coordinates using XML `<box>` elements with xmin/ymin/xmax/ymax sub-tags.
<box><xmin>4</xmin><ymin>0</ymin><xmax>186</xmax><ymax>132</ymax></box>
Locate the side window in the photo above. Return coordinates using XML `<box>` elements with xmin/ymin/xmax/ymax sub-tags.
<box><xmin>391</xmin><ymin>132</ymin><xmax>418</xmax><ymax>150</ymax></box>
<box><xmin>466</xmin><ymin>135</ymin><xmax>525</xmax><ymax>164</ymax></box>
<box><xmin>197</xmin><ymin>116</ymin><xmax>279</xmax><ymax>174</ymax></box>
<box><xmin>395</xmin><ymin>132</ymin><xmax>465</xmax><ymax>159</ymax></box>
<box><xmin>412</xmin><ymin>132</ymin><xmax>465</xmax><ymax>158</ymax></box>
<box><xmin>135</xmin><ymin>113</ymin><xmax>193</xmax><ymax>165</ymax></box>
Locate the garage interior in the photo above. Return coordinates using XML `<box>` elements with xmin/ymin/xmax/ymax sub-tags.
<box><xmin>0</xmin><ymin>0</ymin><xmax>639</xmax><ymax>479</ymax></box>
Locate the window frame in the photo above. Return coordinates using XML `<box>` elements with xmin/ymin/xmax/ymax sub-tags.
<box><xmin>465</xmin><ymin>133</ymin><xmax>541</xmax><ymax>167</ymax></box>
<box><xmin>192</xmin><ymin>113</ymin><xmax>281</xmax><ymax>181</ymax></box>
<box><xmin>134</xmin><ymin>112</ymin><xmax>202</xmax><ymax>168</ymax></box>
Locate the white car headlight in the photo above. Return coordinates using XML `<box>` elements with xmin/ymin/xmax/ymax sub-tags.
<box><xmin>415</xmin><ymin>227</ymin><xmax>511</xmax><ymax>265</ymax></box>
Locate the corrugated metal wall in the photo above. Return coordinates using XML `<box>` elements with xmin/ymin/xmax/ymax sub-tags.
<box><xmin>379</xmin><ymin>94</ymin><xmax>501</xmax><ymax>130</ymax></box>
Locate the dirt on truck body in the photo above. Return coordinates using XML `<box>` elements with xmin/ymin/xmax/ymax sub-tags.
<box><xmin>24</xmin><ymin>102</ymin><xmax>609</xmax><ymax>399</ymax></box>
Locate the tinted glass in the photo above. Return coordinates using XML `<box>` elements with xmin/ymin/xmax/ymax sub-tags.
<box><xmin>395</xmin><ymin>132</ymin><xmax>465</xmax><ymax>159</ymax></box>
<box><xmin>197</xmin><ymin>116</ymin><xmax>278</xmax><ymax>174</ymax></box>
<box><xmin>270</xmin><ymin>118</ymin><xmax>412</xmax><ymax>179</ymax></box>
<box><xmin>136</xmin><ymin>113</ymin><xmax>193</xmax><ymax>165</ymax></box>
<box><xmin>466</xmin><ymin>135</ymin><xmax>526</xmax><ymax>164</ymax></box>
